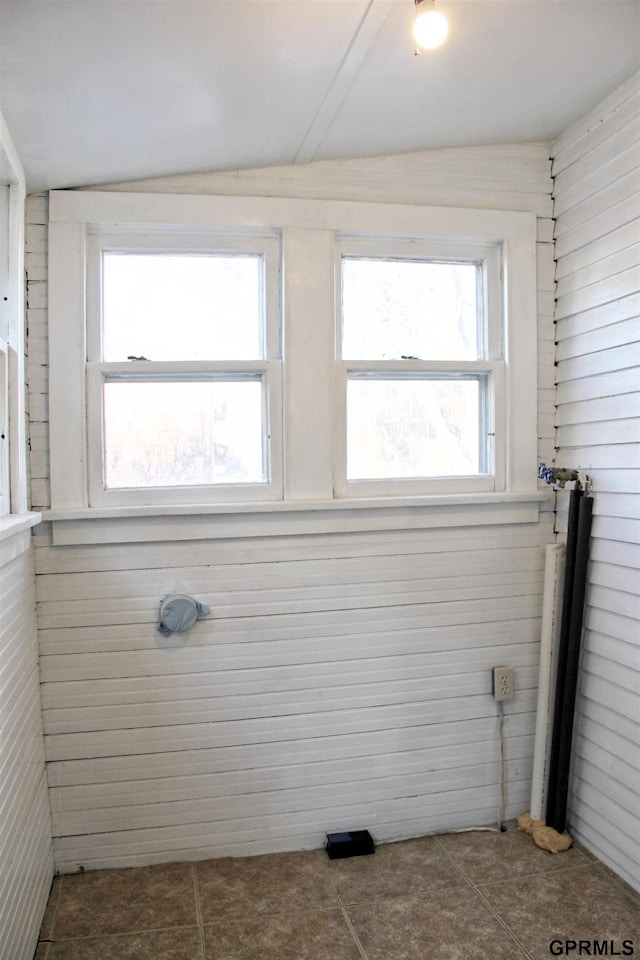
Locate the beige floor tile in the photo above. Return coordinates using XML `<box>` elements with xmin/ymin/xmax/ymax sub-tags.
<box><xmin>327</xmin><ymin>836</ymin><xmax>464</xmax><ymax>905</ymax></box>
<box><xmin>53</xmin><ymin>863</ymin><xmax>198</xmax><ymax>938</ymax></box>
<box><xmin>347</xmin><ymin>885</ymin><xmax>529</xmax><ymax>960</ymax></box>
<box><xmin>438</xmin><ymin>822</ymin><xmax>585</xmax><ymax>883</ymax></box>
<box><xmin>202</xmin><ymin>909</ymin><xmax>362</xmax><ymax>960</ymax></box>
<box><xmin>196</xmin><ymin>850</ymin><xmax>338</xmax><ymax>922</ymax></box>
<box><xmin>481</xmin><ymin>864</ymin><xmax>640</xmax><ymax>960</ymax></box>
<box><xmin>46</xmin><ymin>928</ymin><xmax>203</xmax><ymax>960</ymax></box>
<box><xmin>573</xmin><ymin>842</ymin><xmax>640</xmax><ymax>904</ymax></box>
<box><xmin>35</xmin><ymin>830</ymin><xmax>639</xmax><ymax>960</ymax></box>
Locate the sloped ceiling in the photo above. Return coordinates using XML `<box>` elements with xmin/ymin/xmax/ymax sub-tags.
<box><xmin>0</xmin><ymin>0</ymin><xmax>638</xmax><ymax>192</ymax></box>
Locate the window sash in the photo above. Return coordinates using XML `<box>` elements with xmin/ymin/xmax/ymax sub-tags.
<box><xmin>86</xmin><ymin>361</ymin><xmax>283</xmax><ymax>506</ymax></box>
<box><xmin>86</xmin><ymin>229</ymin><xmax>282</xmax><ymax>364</ymax></box>
<box><xmin>335</xmin><ymin>235</ymin><xmax>503</xmax><ymax>364</ymax></box>
<box><xmin>84</xmin><ymin>228</ymin><xmax>282</xmax><ymax>507</ymax></box>
<box><xmin>0</xmin><ymin>184</ymin><xmax>10</xmax><ymax>516</ymax></box>
<box><xmin>334</xmin><ymin>235</ymin><xmax>504</xmax><ymax>498</ymax></box>
<box><xmin>0</xmin><ymin>338</ymin><xmax>9</xmax><ymax>516</ymax></box>
<box><xmin>333</xmin><ymin>360</ymin><xmax>504</xmax><ymax>498</ymax></box>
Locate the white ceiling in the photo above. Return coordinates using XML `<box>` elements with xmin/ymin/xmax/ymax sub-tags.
<box><xmin>1</xmin><ymin>0</ymin><xmax>638</xmax><ymax>192</ymax></box>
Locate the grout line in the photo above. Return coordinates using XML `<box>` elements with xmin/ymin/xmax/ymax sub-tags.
<box><xmin>43</xmin><ymin>923</ymin><xmax>201</xmax><ymax>943</ymax></box>
<box><xmin>192</xmin><ymin>863</ymin><xmax>207</xmax><ymax>960</ymax></box>
<box><xmin>326</xmin><ymin>872</ymin><xmax>369</xmax><ymax>960</ymax></box>
<box><xmin>335</xmin><ymin>893</ymin><xmax>370</xmax><ymax>960</ymax></box>
<box><xmin>570</xmin><ymin>841</ymin><xmax>640</xmax><ymax>904</ymax></box>
<box><xmin>570</xmin><ymin>839</ymin><xmax>640</xmax><ymax>901</ymax></box>
<box><xmin>579</xmin><ymin>855</ymin><xmax>640</xmax><ymax>906</ymax></box>
<box><xmin>433</xmin><ymin>836</ymin><xmax>535</xmax><ymax>960</ymax></box>
<box><xmin>472</xmin><ymin>858</ymin><xmax>592</xmax><ymax>889</ymax></box>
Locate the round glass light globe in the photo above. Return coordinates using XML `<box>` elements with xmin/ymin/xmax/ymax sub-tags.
<box><xmin>413</xmin><ymin>9</ymin><xmax>449</xmax><ymax>49</ymax></box>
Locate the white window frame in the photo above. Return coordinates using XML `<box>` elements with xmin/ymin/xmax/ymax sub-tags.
<box><xmin>0</xmin><ymin>111</ymin><xmax>40</xmax><ymax>551</ymax></box>
<box><xmin>47</xmin><ymin>191</ymin><xmax>540</xmax><ymax>539</ymax></box>
<box><xmin>333</xmin><ymin>235</ymin><xmax>506</xmax><ymax>498</ymax></box>
<box><xmin>83</xmin><ymin>228</ymin><xmax>283</xmax><ymax>507</ymax></box>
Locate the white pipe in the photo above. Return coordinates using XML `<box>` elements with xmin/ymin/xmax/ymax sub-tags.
<box><xmin>530</xmin><ymin>543</ymin><xmax>565</xmax><ymax>820</ymax></box>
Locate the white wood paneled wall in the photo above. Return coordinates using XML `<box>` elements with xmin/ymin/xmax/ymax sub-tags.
<box><xmin>27</xmin><ymin>143</ymin><xmax>557</xmax><ymax>872</ymax></box>
<box><xmin>0</xmin><ymin>535</ymin><xmax>53</xmax><ymax>960</ymax></box>
<box><xmin>552</xmin><ymin>73</ymin><xmax>640</xmax><ymax>893</ymax></box>
<box><xmin>0</xmin><ymin>116</ymin><xmax>53</xmax><ymax>960</ymax></box>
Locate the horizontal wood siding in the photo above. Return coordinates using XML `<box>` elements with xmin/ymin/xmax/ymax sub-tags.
<box><xmin>38</xmin><ymin>523</ymin><xmax>547</xmax><ymax>871</ymax></box>
<box><xmin>0</xmin><ymin>541</ymin><xmax>53</xmax><ymax>960</ymax></box>
<box><xmin>28</xmin><ymin>144</ymin><xmax>556</xmax><ymax>872</ymax></box>
<box><xmin>552</xmin><ymin>73</ymin><xmax>640</xmax><ymax>892</ymax></box>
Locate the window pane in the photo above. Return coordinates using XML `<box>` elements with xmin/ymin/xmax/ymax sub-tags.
<box><xmin>342</xmin><ymin>258</ymin><xmax>479</xmax><ymax>361</ymax></box>
<box><xmin>103</xmin><ymin>379</ymin><xmax>265</xmax><ymax>488</ymax></box>
<box><xmin>347</xmin><ymin>378</ymin><xmax>481</xmax><ymax>479</ymax></box>
<box><xmin>103</xmin><ymin>253</ymin><xmax>263</xmax><ymax>361</ymax></box>
<box><xmin>0</xmin><ymin>345</ymin><xmax>8</xmax><ymax>514</ymax></box>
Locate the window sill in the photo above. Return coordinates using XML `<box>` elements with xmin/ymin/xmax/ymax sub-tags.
<box><xmin>41</xmin><ymin>492</ymin><xmax>550</xmax><ymax>546</ymax></box>
<box><xmin>0</xmin><ymin>511</ymin><xmax>42</xmax><ymax>563</ymax></box>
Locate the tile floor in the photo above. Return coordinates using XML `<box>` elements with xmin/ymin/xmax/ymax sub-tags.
<box><xmin>35</xmin><ymin>822</ymin><xmax>640</xmax><ymax>960</ymax></box>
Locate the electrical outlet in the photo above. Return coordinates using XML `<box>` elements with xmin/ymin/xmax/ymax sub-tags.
<box><xmin>492</xmin><ymin>666</ymin><xmax>515</xmax><ymax>701</ymax></box>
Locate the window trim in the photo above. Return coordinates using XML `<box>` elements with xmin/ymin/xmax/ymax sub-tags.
<box><xmin>47</xmin><ymin>190</ymin><xmax>539</xmax><ymax>533</ymax></box>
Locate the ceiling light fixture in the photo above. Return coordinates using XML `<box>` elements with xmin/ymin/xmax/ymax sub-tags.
<box><xmin>413</xmin><ymin>0</ymin><xmax>449</xmax><ymax>52</ymax></box>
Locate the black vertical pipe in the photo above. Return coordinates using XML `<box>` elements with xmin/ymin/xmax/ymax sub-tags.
<box><xmin>549</xmin><ymin>494</ymin><xmax>593</xmax><ymax>834</ymax></box>
<box><xmin>545</xmin><ymin>487</ymin><xmax>583</xmax><ymax>827</ymax></box>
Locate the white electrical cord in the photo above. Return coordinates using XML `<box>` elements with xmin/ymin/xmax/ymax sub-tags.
<box><xmin>377</xmin><ymin>700</ymin><xmax>509</xmax><ymax>848</ymax></box>
<box><xmin>497</xmin><ymin>699</ymin><xmax>506</xmax><ymax>831</ymax></box>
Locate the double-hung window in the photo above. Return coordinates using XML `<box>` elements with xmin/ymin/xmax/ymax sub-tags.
<box><xmin>0</xmin><ymin>126</ymin><xmax>35</xmax><ymax>540</ymax></box>
<box><xmin>84</xmin><ymin>230</ymin><xmax>282</xmax><ymax>507</ymax></box>
<box><xmin>334</xmin><ymin>236</ymin><xmax>504</xmax><ymax>497</ymax></box>
<box><xmin>47</xmin><ymin>191</ymin><xmax>539</xmax><ymax>535</ymax></box>
<box><xmin>0</xmin><ymin>185</ymin><xmax>10</xmax><ymax>516</ymax></box>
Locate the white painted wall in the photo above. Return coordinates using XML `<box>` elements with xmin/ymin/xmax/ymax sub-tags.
<box><xmin>552</xmin><ymin>74</ymin><xmax>640</xmax><ymax>892</ymax></box>
<box><xmin>28</xmin><ymin>143</ymin><xmax>558</xmax><ymax>873</ymax></box>
<box><xmin>0</xmin><ymin>536</ymin><xmax>53</xmax><ymax>960</ymax></box>
<box><xmin>0</xmin><ymin>113</ymin><xmax>52</xmax><ymax>960</ymax></box>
